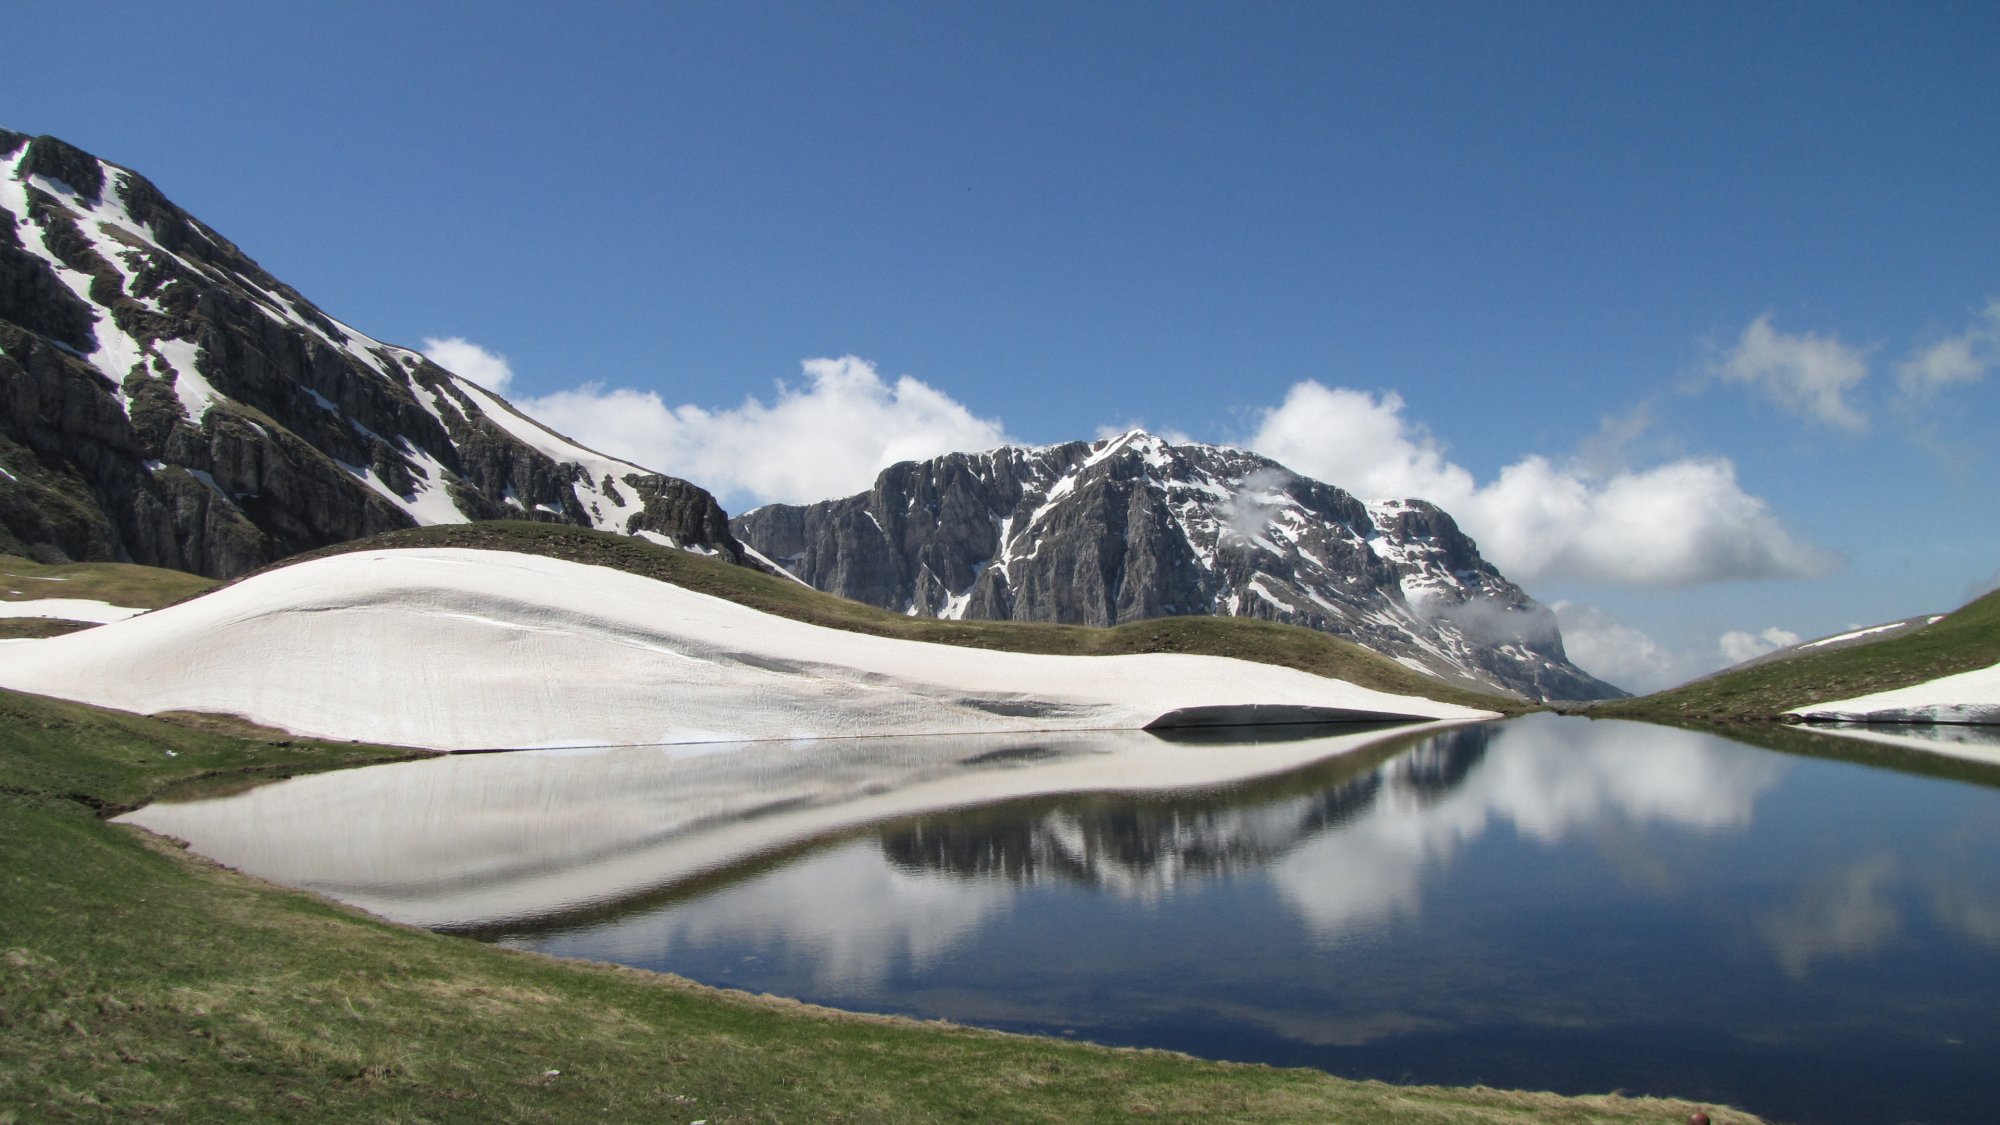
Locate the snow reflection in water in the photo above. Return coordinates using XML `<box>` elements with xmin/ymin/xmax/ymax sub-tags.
<box><xmin>126</xmin><ymin>715</ymin><xmax>2000</xmax><ymax>1125</ymax></box>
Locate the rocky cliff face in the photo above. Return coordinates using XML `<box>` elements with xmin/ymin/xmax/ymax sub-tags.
<box><xmin>733</xmin><ymin>431</ymin><xmax>1623</xmax><ymax>701</ymax></box>
<box><xmin>0</xmin><ymin>129</ymin><xmax>740</xmax><ymax>577</ymax></box>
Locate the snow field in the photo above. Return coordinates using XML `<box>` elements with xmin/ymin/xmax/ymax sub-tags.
<box><xmin>0</xmin><ymin>549</ymin><xmax>1494</xmax><ymax>751</ymax></box>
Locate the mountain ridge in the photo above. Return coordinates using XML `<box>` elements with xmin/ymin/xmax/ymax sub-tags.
<box><xmin>0</xmin><ymin>128</ymin><xmax>741</xmax><ymax>577</ymax></box>
<box><xmin>733</xmin><ymin>430</ymin><xmax>1623</xmax><ymax>701</ymax></box>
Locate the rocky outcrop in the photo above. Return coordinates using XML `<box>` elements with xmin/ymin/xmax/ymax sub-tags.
<box><xmin>734</xmin><ymin>431</ymin><xmax>1624</xmax><ymax>701</ymax></box>
<box><xmin>0</xmin><ymin>129</ymin><xmax>741</xmax><ymax>576</ymax></box>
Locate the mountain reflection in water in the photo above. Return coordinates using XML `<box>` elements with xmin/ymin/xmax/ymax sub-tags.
<box><xmin>877</xmin><ymin>727</ymin><xmax>1486</xmax><ymax>895</ymax></box>
<box><xmin>121</xmin><ymin>715</ymin><xmax>2000</xmax><ymax>1125</ymax></box>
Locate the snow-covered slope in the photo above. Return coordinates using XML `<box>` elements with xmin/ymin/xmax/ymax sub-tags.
<box><xmin>734</xmin><ymin>430</ymin><xmax>1620</xmax><ymax>701</ymax></box>
<box><xmin>0</xmin><ymin>129</ymin><xmax>738</xmax><ymax>576</ymax></box>
<box><xmin>1788</xmin><ymin>660</ymin><xmax>2000</xmax><ymax>726</ymax></box>
<box><xmin>0</xmin><ymin>548</ymin><xmax>1495</xmax><ymax>750</ymax></box>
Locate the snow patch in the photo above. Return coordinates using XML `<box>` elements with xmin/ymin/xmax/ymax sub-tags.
<box><xmin>0</xmin><ymin>549</ymin><xmax>1496</xmax><ymax>751</ymax></box>
<box><xmin>1797</xmin><ymin>622</ymin><xmax>1908</xmax><ymax>650</ymax></box>
<box><xmin>1788</xmin><ymin>659</ymin><xmax>2000</xmax><ymax>726</ymax></box>
<box><xmin>0</xmin><ymin>598</ymin><xmax>145</xmax><ymax>624</ymax></box>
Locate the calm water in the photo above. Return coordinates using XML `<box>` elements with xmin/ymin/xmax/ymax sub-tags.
<box><xmin>128</xmin><ymin>716</ymin><xmax>2000</xmax><ymax>1125</ymax></box>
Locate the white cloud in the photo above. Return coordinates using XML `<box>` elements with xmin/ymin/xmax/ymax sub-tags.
<box><xmin>1551</xmin><ymin>602</ymin><xmax>1703</xmax><ymax>694</ymax></box>
<box><xmin>1247</xmin><ymin>381</ymin><xmax>1836</xmax><ymax>588</ymax></box>
<box><xmin>1553</xmin><ymin>603</ymin><xmax>1804</xmax><ymax>694</ymax></box>
<box><xmin>1896</xmin><ymin>299</ymin><xmax>2000</xmax><ymax>398</ymax></box>
<box><xmin>1713</xmin><ymin>313</ymin><xmax>1871</xmax><ymax>431</ymax></box>
<box><xmin>516</xmin><ymin>356</ymin><xmax>1013</xmax><ymax>509</ymax></box>
<box><xmin>1718</xmin><ymin>626</ymin><xmax>1803</xmax><ymax>665</ymax></box>
<box><xmin>420</xmin><ymin>336</ymin><xmax>514</xmax><ymax>393</ymax></box>
<box><xmin>1246</xmin><ymin>384</ymin><xmax>1472</xmax><ymax>503</ymax></box>
<box><xmin>1095</xmin><ymin>420</ymin><xmax>1194</xmax><ymax>445</ymax></box>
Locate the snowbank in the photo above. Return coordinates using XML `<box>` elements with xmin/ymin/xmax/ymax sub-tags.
<box><xmin>0</xmin><ymin>549</ymin><xmax>1494</xmax><ymax>750</ymax></box>
<box><xmin>0</xmin><ymin>598</ymin><xmax>146</xmax><ymax>624</ymax></box>
<box><xmin>1787</xmin><ymin>659</ymin><xmax>2000</xmax><ymax>726</ymax></box>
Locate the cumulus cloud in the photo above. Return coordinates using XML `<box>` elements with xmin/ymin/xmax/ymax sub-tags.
<box><xmin>1095</xmin><ymin>420</ymin><xmax>1194</xmax><ymax>445</ymax></box>
<box><xmin>1553</xmin><ymin>603</ymin><xmax>1803</xmax><ymax>694</ymax></box>
<box><xmin>1713</xmin><ymin>314</ymin><xmax>1871</xmax><ymax>431</ymax></box>
<box><xmin>421</xmin><ymin>336</ymin><xmax>514</xmax><ymax>393</ymax></box>
<box><xmin>516</xmin><ymin>356</ymin><xmax>1013</xmax><ymax>509</ymax></box>
<box><xmin>1247</xmin><ymin>381</ymin><xmax>1836</xmax><ymax>588</ymax></box>
<box><xmin>1718</xmin><ymin>626</ymin><xmax>1803</xmax><ymax>665</ymax></box>
<box><xmin>1551</xmin><ymin>603</ymin><xmax>1709</xmax><ymax>694</ymax></box>
<box><xmin>1896</xmin><ymin>299</ymin><xmax>2000</xmax><ymax>398</ymax></box>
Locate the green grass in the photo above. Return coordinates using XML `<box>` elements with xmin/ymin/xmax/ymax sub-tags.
<box><xmin>0</xmin><ymin>554</ymin><xmax>219</xmax><ymax>612</ymax></box>
<box><xmin>0</xmin><ymin>618</ymin><xmax>97</xmax><ymax>640</ymax></box>
<box><xmin>0</xmin><ymin>686</ymin><xmax>1765</xmax><ymax>1123</ymax></box>
<box><xmin>1588</xmin><ymin>587</ymin><xmax>2000</xmax><ymax>723</ymax></box>
<box><xmin>266</xmin><ymin>520</ymin><xmax>1521</xmax><ymax>713</ymax></box>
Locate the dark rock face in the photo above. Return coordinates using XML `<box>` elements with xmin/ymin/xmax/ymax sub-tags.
<box><xmin>734</xmin><ymin>432</ymin><xmax>1624</xmax><ymax>701</ymax></box>
<box><xmin>0</xmin><ymin>129</ymin><xmax>741</xmax><ymax>576</ymax></box>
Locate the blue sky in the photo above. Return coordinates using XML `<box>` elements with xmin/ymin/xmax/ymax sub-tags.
<box><xmin>11</xmin><ymin>1</ymin><xmax>1998</xmax><ymax>691</ymax></box>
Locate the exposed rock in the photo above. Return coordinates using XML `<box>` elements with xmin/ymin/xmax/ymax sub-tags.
<box><xmin>734</xmin><ymin>431</ymin><xmax>1624</xmax><ymax>701</ymax></box>
<box><xmin>0</xmin><ymin>128</ymin><xmax>741</xmax><ymax>577</ymax></box>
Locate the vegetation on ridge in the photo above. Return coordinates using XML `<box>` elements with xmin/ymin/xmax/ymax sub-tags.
<box><xmin>0</xmin><ymin>685</ymin><xmax>1762</xmax><ymax>1123</ymax></box>
<box><xmin>269</xmin><ymin>520</ymin><xmax>1525</xmax><ymax>712</ymax></box>
<box><xmin>0</xmin><ymin>553</ymin><xmax>217</xmax><ymax>639</ymax></box>
<box><xmin>1590</xmin><ymin>586</ymin><xmax>2000</xmax><ymax>722</ymax></box>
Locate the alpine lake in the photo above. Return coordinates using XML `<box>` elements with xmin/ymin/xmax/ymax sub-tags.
<box><xmin>122</xmin><ymin>714</ymin><xmax>2000</xmax><ymax>1125</ymax></box>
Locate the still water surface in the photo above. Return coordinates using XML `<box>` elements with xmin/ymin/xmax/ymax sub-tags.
<box><xmin>129</xmin><ymin>716</ymin><xmax>2000</xmax><ymax>1125</ymax></box>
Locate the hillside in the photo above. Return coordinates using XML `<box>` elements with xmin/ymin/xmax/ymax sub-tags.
<box><xmin>0</xmin><ymin>551</ymin><xmax>217</xmax><ymax>637</ymax></box>
<box><xmin>1588</xmin><ymin>587</ymin><xmax>2000</xmax><ymax>722</ymax></box>
<box><xmin>281</xmin><ymin>521</ymin><xmax>1525</xmax><ymax>714</ymax></box>
<box><xmin>0</xmin><ymin>129</ymin><xmax>739</xmax><ymax>577</ymax></box>
<box><xmin>0</xmin><ymin>537</ymin><xmax>1498</xmax><ymax>750</ymax></box>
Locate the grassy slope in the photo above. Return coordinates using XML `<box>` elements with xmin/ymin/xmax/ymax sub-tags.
<box><xmin>0</xmin><ymin>554</ymin><xmax>220</xmax><ymax>640</ymax></box>
<box><xmin>0</xmin><ymin>687</ymin><xmax>1761</xmax><ymax>1123</ymax></box>
<box><xmin>0</xmin><ymin>554</ymin><xmax>218</xmax><ymax>611</ymax></box>
<box><xmin>270</xmin><ymin>521</ymin><xmax>1520</xmax><ymax>713</ymax></box>
<box><xmin>1591</xmin><ymin>588</ymin><xmax>2000</xmax><ymax>722</ymax></box>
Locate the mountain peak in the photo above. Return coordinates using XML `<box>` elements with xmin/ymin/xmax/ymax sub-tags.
<box><xmin>732</xmin><ymin>436</ymin><xmax>1623</xmax><ymax>701</ymax></box>
<box><xmin>0</xmin><ymin>127</ymin><xmax>742</xmax><ymax>576</ymax></box>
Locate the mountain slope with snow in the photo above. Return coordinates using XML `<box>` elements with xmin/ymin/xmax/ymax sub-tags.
<box><xmin>733</xmin><ymin>430</ymin><xmax>1621</xmax><ymax>702</ymax></box>
<box><xmin>0</xmin><ymin>129</ymin><xmax>738</xmax><ymax>576</ymax></box>
<box><xmin>0</xmin><ymin>548</ymin><xmax>1495</xmax><ymax>750</ymax></box>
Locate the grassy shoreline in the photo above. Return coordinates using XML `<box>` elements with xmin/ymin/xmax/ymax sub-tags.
<box><xmin>0</xmin><ymin>686</ymin><xmax>1761</xmax><ymax>1123</ymax></box>
<box><xmin>1579</xmin><ymin>588</ymin><xmax>1999</xmax><ymax>724</ymax></box>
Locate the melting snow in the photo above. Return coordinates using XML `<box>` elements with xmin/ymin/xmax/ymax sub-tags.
<box><xmin>0</xmin><ymin>549</ymin><xmax>1495</xmax><ymax>750</ymax></box>
<box><xmin>0</xmin><ymin>598</ymin><xmax>145</xmax><ymax>624</ymax></box>
<box><xmin>1789</xmin><ymin>659</ymin><xmax>2000</xmax><ymax>727</ymax></box>
<box><xmin>1797</xmin><ymin>622</ymin><xmax>1909</xmax><ymax>650</ymax></box>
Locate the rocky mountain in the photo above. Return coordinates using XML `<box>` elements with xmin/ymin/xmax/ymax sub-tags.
<box><xmin>0</xmin><ymin>129</ymin><xmax>740</xmax><ymax>578</ymax></box>
<box><xmin>732</xmin><ymin>431</ymin><xmax>1623</xmax><ymax>701</ymax></box>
